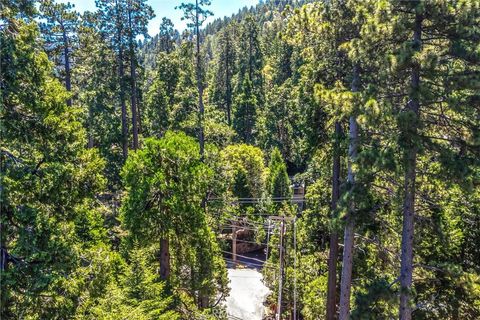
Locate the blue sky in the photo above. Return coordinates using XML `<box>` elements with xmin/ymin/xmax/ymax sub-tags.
<box><xmin>58</xmin><ymin>0</ymin><xmax>259</xmax><ymax>35</ymax></box>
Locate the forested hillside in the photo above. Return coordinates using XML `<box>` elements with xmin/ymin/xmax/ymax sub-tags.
<box><xmin>1</xmin><ymin>0</ymin><xmax>479</xmax><ymax>319</ymax></box>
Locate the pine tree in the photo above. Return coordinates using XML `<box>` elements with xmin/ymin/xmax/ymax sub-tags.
<box><xmin>158</xmin><ymin>17</ymin><xmax>176</xmax><ymax>54</ymax></box>
<box><xmin>1</xmin><ymin>19</ymin><xmax>106</xmax><ymax>318</ymax></box>
<box><xmin>177</xmin><ymin>0</ymin><xmax>213</xmax><ymax>159</ymax></box>
<box><xmin>387</xmin><ymin>1</ymin><xmax>480</xmax><ymax>318</ymax></box>
<box><xmin>210</xmin><ymin>24</ymin><xmax>236</xmax><ymax>125</ymax></box>
<box><xmin>233</xmin><ymin>77</ymin><xmax>258</xmax><ymax>144</ymax></box>
<box><xmin>126</xmin><ymin>0</ymin><xmax>154</xmax><ymax>150</ymax></box>
<box><xmin>268</xmin><ymin>147</ymin><xmax>291</xmax><ymax>200</ymax></box>
<box><xmin>39</xmin><ymin>0</ymin><xmax>79</xmax><ymax>106</ymax></box>
<box><xmin>96</xmin><ymin>0</ymin><xmax>130</xmax><ymax>159</ymax></box>
<box><xmin>121</xmin><ymin>132</ymin><xmax>228</xmax><ymax>309</ymax></box>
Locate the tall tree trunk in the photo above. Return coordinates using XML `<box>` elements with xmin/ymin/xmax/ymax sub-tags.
<box><xmin>195</xmin><ymin>0</ymin><xmax>205</xmax><ymax>159</ymax></box>
<box><xmin>399</xmin><ymin>8</ymin><xmax>423</xmax><ymax>320</ymax></box>
<box><xmin>62</xmin><ymin>28</ymin><xmax>72</xmax><ymax>107</ymax></box>
<box><xmin>326</xmin><ymin>121</ymin><xmax>342</xmax><ymax>320</ymax></box>
<box><xmin>159</xmin><ymin>237</ymin><xmax>170</xmax><ymax>281</ymax></box>
<box><xmin>339</xmin><ymin>64</ymin><xmax>360</xmax><ymax>320</ymax></box>
<box><xmin>116</xmin><ymin>0</ymin><xmax>128</xmax><ymax>160</ymax></box>
<box><xmin>128</xmin><ymin>8</ymin><xmax>139</xmax><ymax>151</ymax></box>
<box><xmin>225</xmin><ymin>36</ymin><xmax>232</xmax><ymax>126</ymax></box>
<box><xmin>119</xmin><ymin>46</ymin><xmax>128</xmax><ymax>160</ymax></box>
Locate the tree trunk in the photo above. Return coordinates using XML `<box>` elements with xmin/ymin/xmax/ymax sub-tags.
<box><xmin>195</xmin><ymin>0</ymin><xmax>205</xmax><ymax>160</ymax></box>
<box><xmin>62</xmin><ymin>28</ymin><xmax>72</xmax><ymax>107</ymax></box>
<box><xmin>115</xmin><ymin>0</ymin><xmax>128</xmax><ymax>160</ymax></box>
<box><xmin>326</xmin><ymin>121</ymin><xmax>342</xmax><ymax>320</ymax></box>
<box><xmin>159</xmin><ymin>237</ymin><xmax>170</xmax><ymax>281</ymax></box>
<box><xmin>128</xmin><ymin>8</ymin><xmax>139</xmax><ymax>151</ymax></box>
<box><xmin>225</xmin><ymin>36</ymin><xmax>232</xmax><ymax>126</ymax></box>
<box><xmin>119</xmin><ymin>46</ymin><xmax>128</xmax><ymax>160</ymax></box>
<box><xmin>399</xmin><ymin>8</ymin><xmax>423</xmax><ymax>320</ymax></box>
<box><xmin>339</xmin><ymin>65</ymin><xmax>360</xmax><ymax>320</ymax></box>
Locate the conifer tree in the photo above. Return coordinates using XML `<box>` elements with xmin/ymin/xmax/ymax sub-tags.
<box><xmin>39</xmin><ymin>0</ymin><xmax>79</xmax><ymax>106</ymax></box>
<box><xmin>233</xmin><ymin>77</ymin><xmax>257</xmax><ymax>144</ymax></box>
<box><xmin>177</xmin><ymin>0</ymin><xmax>213</xmax><ymax>159</ymax></box>
<box><xmin>268</xmin><ymin>147</ymin><xmax>291</xmax><ymax>200</ymax></box>
<box><xmin>126</xmin><ymin>0</ymin><xmax>154</xmax><ymax>150</ymax></box>
<box><xmin>158</xmin><ymin>17</ymin><xmax>176</xmax><ymax>54</ymax></box>
<box><xmin>210</xmin><ymin>24</ymin><xmax>236</xmax><ymax>125</ymax></box>
<box><xmin>1</xmin><ymin>19</ymin><xmax>107</xmax><ymax>318</ymax></box>
<box><xmin>96</xmin><ymin>0</ymin><xmax>130</xmax><ymax>159</ymax></box>
<box><xmin>121</xmin><ymin>132</ymin><xmax>228</xmax><ymax>309</ymax></box>
<box><xmin>387</xmin><ymin>1</ymin><xmax>480</xmax><ymax>318</ymax></box>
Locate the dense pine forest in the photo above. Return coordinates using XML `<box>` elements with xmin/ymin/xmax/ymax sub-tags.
<box><xmin>1</xmin><ymin>0</ymin><xmax>480</xmax><ymax>319</ymax></box>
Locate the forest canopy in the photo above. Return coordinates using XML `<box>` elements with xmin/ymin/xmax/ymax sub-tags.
<box><xmin>1</xmin><ymin>0</ymin><xmax>479</xmax><ymax>319</ymax></box>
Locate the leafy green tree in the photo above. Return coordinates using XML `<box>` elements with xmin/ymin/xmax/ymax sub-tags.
<box><xmin>84</xmin><ymin>248</ymin><xmax>179</xmax><ymax>320</ymax></box>
<box><xmin>220</xmin><ymin>144</ymin><xmax>268</xmax><ymax>225</ymax></box>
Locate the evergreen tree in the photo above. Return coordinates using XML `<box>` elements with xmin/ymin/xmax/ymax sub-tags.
<box><xmin>121</xmin><ymin>132</ymin><xmax>228</xmax><ymax>310</ymax></box>
<box><xmin>233</xmin><ymin>77</ymin><xmax>257</xmax><ymax>144</ymax></box>
<box><xmin>268</xmin><ymin>147</ymin><xmax>291</xmax><ymax>200</ymax></box>
<box><xmin>177</xmin><ymin>0</ymin><xmax>213</xmax><ymax>159</ymax></box>
<box><xmin>210</xmin><ymin>23</ymin><xmax>236</xmax><ymax>125</ymax></box>
<box><xmin>96</xmin><ymin>0</ymin><xmax>130</xmax><ymax>159</ymax></box>
<box><xmin>76</xmin><ymin>11</ymin><xmax>122</xmax><ymax>187</ymax></box>
<box><xmin>158</xmin><ymin>17</ymin><xmax>176</xmax><ymax>54</ymax></box>
<box><xmin>125</xmin><ymin>0</ymin><xmax>155</xmax><ymax>150</ymax></box>
<box><xmin>39</xmin><ymin>0</ymin><xmax>79</xmax><ymax>106</ymax></box>
<box><xmin>1</xmin><ymin>19</ymin><xmax>106</xmax><ymax>318</ymax></box>
<box><xmin>144</xmin><ymin>51</ymin><xmax>179</xmax><ymax>137</ymax></box>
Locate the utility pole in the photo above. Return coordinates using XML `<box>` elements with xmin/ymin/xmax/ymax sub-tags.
<box><xmin>293</xmin><ymin>218</ymin><xmax>297</xmax><ymax>320</ymax></box>
<box><xmin>277</xmin><ymin>220</ymin><xmax>285</xmax><ymax>320</ymax></box>
<box><xmin>232</xmin><ymin>221</ymin><xmax>237</xmax><ymax>264</ymax></box>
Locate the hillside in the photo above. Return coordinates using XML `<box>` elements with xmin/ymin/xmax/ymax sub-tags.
<box><xmin>1</xmin><ymin>0</ymin><xmax>480</xmax><ymax>319</ymax></box>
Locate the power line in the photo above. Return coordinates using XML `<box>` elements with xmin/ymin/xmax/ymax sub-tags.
<box><xmin>220</xmin><ymin>250</ymin><xmax>274</xmax><ymax>266</ymax></box>
<box><xmin>222</xmin><ymin>258</ymin><xmax>277</xmax><ymax>270</ymax></box>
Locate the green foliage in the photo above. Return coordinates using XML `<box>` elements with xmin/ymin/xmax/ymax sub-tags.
<box><xmin>1</xmin><ymin>20</ymin><xmax>112</xmax><ymax>318</ymax></box>
<box><xmin>220</xmin><ymin>144</ymin><xmax>267</xmax><ymax>200</ymax></box>
<box><xmin>3</xmin><ymin>0</ymin><xmax>480</xmax><ymax>319</ymax></box>
<box><xmin>121</xmin><ymin>132</ymin><xmax>211</xmax><ymax>241</ymax></box>
<box><xmin>79</xmin><ymin>248</ymin><xmax>179</xmax><ymax>320</ymax></box>
<box><xmin>233</xmin><ymin>77</ymin><xmax>258</xmax><ymax>144</ymax></box>
<box><xmin>121</xmin><ymin>132</ymin><xmax>228</xmax><ymax>312</ymax></box>
<box><xmin>268</xmin><ymin>148</ymin><xmax>291</xmax><ymax>199</ymax></box>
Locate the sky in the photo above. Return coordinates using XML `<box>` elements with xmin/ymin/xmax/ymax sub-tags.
<box><xmin>58</xmin><ymin>0</ymin><xmax>259</xmax><ymax>36</ymax></box>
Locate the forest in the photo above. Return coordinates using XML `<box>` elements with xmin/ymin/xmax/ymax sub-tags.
<box><xmin>1</xmin><ymin>0</ymin><xmax>479</xmax><ymax>319</ymax></box>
